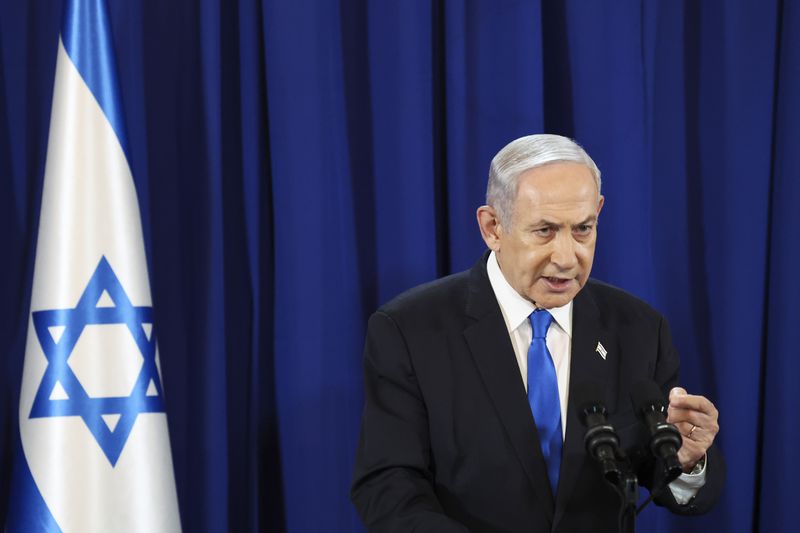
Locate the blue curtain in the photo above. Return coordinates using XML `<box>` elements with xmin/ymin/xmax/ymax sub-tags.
<box><xmin>1</xmin><ymin>1</ymin><xmax>797</xmax><ymax>532</ymax></box>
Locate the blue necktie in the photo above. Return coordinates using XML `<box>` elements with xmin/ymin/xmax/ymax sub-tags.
<box><xmin>528</xmin><ymin>309</ymin><xmax>563</xmax><ymax>497</ymax></box>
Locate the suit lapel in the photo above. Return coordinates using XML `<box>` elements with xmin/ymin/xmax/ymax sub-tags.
<box><xmin>462</xmin><ymin>257</ymin><xmax>556</xmax><ymax>521</ymax></box>
<box><xmin>553</xmin><ymin>283</ymin><xmax>616</xmax><ymax>529</ymax></box>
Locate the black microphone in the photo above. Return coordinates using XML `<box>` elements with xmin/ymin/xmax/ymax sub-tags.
<box><xmin>575</xmin><ymin>381</ymin><xmax>622</xmax><ymax>485</ymax></box>
<box><xmin>630</xmin><ymin>380</ymin><xmax>683</xmax><ymax>484</ymax></box>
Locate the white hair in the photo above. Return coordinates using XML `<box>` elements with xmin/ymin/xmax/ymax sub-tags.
<box><xmin>486</xmin><ymin>134</ymin><xmax>602</xmax><ymax>227</ymax></box>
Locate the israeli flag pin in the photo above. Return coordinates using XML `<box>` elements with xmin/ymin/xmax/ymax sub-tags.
<box><xmin>596</xmin><ymin>342</ymin><xmax>608</xmax><ymax>360</ymax></box>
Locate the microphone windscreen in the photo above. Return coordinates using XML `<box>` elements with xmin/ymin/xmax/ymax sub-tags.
<box><xmin>630</xmin><ymin>379</ymin><xmax>666</xmax><ymax>412</ymax></box>
<box><xmin>573</xmin><ymin>381</ymin><xmax>607</xmax><ymax>413</ymax></box>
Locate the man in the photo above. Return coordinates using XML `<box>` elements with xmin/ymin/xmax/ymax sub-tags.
<box><xmin>351</xmin><ymin>135</ymin><xmax>724</xmax><ymax>532</ymax></box>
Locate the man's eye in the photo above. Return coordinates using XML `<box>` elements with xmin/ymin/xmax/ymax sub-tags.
<box><xmin>574</xmin><ymin>225</ymin><xmax>593</xmax><ymax>235</ymax></box>
<box><xmin>533</xmin><ymin>227</ymin><xmax>553</xmax><ymax>237</ymax></box>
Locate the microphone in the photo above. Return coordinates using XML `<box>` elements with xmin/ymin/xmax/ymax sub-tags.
<box><xmin>575</xmin><ymin>381</ymin><xmax>622</xmax><ymax>484</ymax></box>
<box><xmin>576</xmin><ymin>382</ymin><xmax>639</xmax><ymax>532</ymax></box>
<box><xmin>630</xmin><ymin>380</ymin><xmax>683</xmax><ymax>484</ymax></box>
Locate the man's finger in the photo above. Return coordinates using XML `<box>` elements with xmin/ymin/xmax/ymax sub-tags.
<box><xmin>672</xmin><ymin>421</ymin><xmax>695</xmax><ymax>436</ymax></box>
<box><xmin>666</xmin><ymin>408</ymin><xmax>718</xmax><ymax>432</ymax></box>
<box><xmin>668</xmin><ymin>393</ymin><xmax>717</xmax><ymax>416</ymax></box>
<box><xmin>669</xmin><ymin>387</ymin><xmax>687</xmax><ymax>401</ymax></box>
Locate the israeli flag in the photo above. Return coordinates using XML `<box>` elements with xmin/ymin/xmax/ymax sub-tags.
<box><xmin>8</xmin><ymin>0</ymin><xmax>181</xmax><ymax>531</ymax></box>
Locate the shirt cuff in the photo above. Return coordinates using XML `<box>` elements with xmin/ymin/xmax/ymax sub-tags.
<box><xmin>667</xmin><ymin>454</ymin><xmax>707</xmax><ymax>505</ymax></box>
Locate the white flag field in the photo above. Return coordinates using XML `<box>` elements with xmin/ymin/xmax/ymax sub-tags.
<box><xmin>9</xmin><ymin>0</ymin><xmax>181</xmax><ymax>531</ymax></box>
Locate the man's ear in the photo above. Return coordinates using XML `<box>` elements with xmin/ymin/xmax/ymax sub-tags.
<box><xmin>476</xmin><ymin>205</ymin><xmax>502</xmax><ymax>251</ymax></box>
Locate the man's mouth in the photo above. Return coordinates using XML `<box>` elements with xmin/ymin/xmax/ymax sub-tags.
<box><xmin>542</xmin><ymin>276</ymin><xmax>573</xmax><ymax>291</ymax></box>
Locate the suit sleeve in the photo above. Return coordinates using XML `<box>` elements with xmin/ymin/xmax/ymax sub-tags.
<box><xmin>651</xmin><ymin>316</ymin><xmax>727</xmax><ymax>514</ymax></box>
<box><xmin>350</xmin><ymin>311</ymin><xmax>469</xmax><ymax>533</ymax></box>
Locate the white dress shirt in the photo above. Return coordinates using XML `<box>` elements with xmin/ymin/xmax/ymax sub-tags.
<box><xmin>485</xmin><ymin>252</ymin><xmax>704</xmax><ymax>504</ymax></box>
<box><xmin>486</xmin><ymin>250</ymin><xmax>572</xmax><ymax>438</ymax></box>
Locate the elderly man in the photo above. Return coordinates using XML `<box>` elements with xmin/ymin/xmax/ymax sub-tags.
<box><xmin>351</xmin><ymin>135</ymin><xmax>724</xmax><ymax>532</ymax></box>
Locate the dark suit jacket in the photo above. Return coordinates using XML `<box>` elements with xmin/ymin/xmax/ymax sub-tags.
<box><xmin>351</xmin><ymin>255</ymin><xmax>724</xmax><ymax>532</ymax></box>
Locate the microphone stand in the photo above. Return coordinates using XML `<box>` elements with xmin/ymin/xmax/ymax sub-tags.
<box><xmin>615</xmin><ymin>465</ymin><xmax>638</xmax><ymax>533</ymax></box>
<box><xmin>601</xmin><ymin>451</ymin><xmax>637</xmax><ymax>533</ymax></box>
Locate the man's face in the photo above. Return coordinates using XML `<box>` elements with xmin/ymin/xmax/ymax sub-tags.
<box><xmin>488</xmin><ymin>162</ymin><xmax>604</xmax><ymax>308</ymax></box>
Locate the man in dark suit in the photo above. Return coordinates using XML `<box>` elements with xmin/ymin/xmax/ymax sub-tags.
<box><xmin>351</xmin><ymin>135</ymin><xmax>724</xmax><ymax>532</ymax></box>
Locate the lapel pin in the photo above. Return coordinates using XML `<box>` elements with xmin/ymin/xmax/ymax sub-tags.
<box><xmin>595</xmin><ymin>342</ymin><xmax>608</xmax><ymax>360</ymax></box>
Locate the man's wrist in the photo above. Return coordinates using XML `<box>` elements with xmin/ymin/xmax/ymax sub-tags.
<box><xmin>683</xmin><ymin>454</ymin><xmax>706</xmax><ymax>475</ymax></box>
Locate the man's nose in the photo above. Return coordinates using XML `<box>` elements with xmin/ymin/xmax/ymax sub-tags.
<box><xmin>550</xmin><ymin>233</ymin><xmax>578</xmax><ymax>269</ymax></box>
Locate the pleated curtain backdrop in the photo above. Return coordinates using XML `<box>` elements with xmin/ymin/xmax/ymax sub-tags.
<box><xmin>1</xmin><ymin>1</ymin><xmax>798</xmax><ymax>532</ymax></box>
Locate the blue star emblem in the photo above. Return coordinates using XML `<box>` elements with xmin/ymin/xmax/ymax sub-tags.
<box><xmin>29</xmin><ymin>256</ymin><xmax>165</xmax><ymax>466</ymax></box>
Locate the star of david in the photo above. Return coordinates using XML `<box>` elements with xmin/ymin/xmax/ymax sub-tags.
<box><xmin>29</xmin><ymin>256</ymin><xmax>165</xmax><ymax>466</ymax></box>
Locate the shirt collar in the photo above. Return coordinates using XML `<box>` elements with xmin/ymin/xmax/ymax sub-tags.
<box><xmin>486</xmin><ymin>251</ymin><xmax>572</xmax><ymax>336</ymax></box>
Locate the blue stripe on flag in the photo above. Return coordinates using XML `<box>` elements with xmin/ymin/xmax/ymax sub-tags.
<box><xmin>61</xmin><ymin>0</ymin><xmax>129</xmax><ymax>156</ymax></box>
<box><xmin>6</xmin><ymin>438</ymin><xmax>62</xmax><ymax>533</ymax></box>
